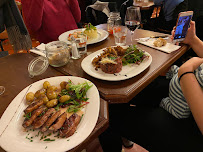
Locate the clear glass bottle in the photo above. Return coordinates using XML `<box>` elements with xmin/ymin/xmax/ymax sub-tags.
<box><xmin>107</xmin><ymin>12</ymin><xmax>122</xmax><ymax>34</ymax></box>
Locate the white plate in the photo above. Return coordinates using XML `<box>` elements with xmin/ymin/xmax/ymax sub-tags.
<box><xmin>0</xmin><ymin>76</ymin><xmax>100</xmax><ymax>152</ymax></box>
<box><xmin>58</xmin><ymin>28</ymin><xmax>109</xmax><ymax>45</ymax></box>
<box><xmin>137</xmin><ymin>38</ymin><xmax>181</xmax><ymax>53</ymax></box>
<box><xmin>81</xmin><ymin>46</ymin><xmax>152</xmax><ymax>81</ymax></box>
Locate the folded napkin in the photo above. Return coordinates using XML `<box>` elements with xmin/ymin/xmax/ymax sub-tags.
<box><xmin>86</xmin><ymin>1</ymin><xmax>110</xmax><ymax>17</ymax></box>
<box><xmin>29</xmin><ymin>43</ymin><xmax>46</xmax><ymax>57</ymax></box>
<box><xmin>137</xmin><ymin>38</ymin><xmax>181</xmax><ymax>53</ymax></box>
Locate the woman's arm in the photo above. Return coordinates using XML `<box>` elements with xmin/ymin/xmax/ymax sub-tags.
<box><xmin>21</xmin><ymin>0</ymin><xmax>44</xmax><ymax>32</ymax></box>
<box><xmin>178</xmin><ymin>57</ymin><xmax>203</xmax><ymax>134</ymax></box>
<box><xmin>66</xmin><ymin>0</ymin><xmax>81</xmax><ymax>23</ymax></box>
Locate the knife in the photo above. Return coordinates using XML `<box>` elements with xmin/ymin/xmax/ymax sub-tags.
<box><xmin>150</xmin><ymin>35</ymin><xmax>169</xmax><ymax>38</ymax></box>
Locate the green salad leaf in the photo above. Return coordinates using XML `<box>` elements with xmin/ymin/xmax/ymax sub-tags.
<box><xmin>69</xmin><ymin>81</ymin><xmax>92</xmax><ymax>100</ymax></box>
<box><xmin>122</xmin><ymin>45</ymin><xmax>146</xmax><ymax>66</ymax></box>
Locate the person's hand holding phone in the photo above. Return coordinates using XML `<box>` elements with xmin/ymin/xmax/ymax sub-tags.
<box><xmin>172</xmin><ymin>21</ymin><xmax>197</xmax><ymax>45</ymax></box>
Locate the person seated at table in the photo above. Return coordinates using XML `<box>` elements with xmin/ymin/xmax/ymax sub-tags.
<box><xmin>99</xmin><ymin>21</ymin><xmax>203</xmax><ymax>152</ymax></box>
<box><xmin>21</xmin><ymin>0</ymin><xmax>81</xmax><ymax>43</ymax></box>
<box><xmin>153</xmin><ymin>0</ymin><xmax>188</xmax><ymax>32</ymax></box>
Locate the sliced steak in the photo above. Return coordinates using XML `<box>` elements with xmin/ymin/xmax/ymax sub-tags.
<box><xmin>24</xmin><ymin>100</ymin><xmax>43</xmax><ymax>114</ymax></box>
<box><xmin>41</xmin><ymin>110</ymin><xmax>61</xmax><ymax>132</ymax></box>
<box><xmin>49</xmin><ymin>112</ymin><xmax>67</xmax><ymax>132</ymax></box>
<box><xmin>33</xmin><ymin>108</ymin><xmax>56</xmax><ymax>129</ymax></box>
<box><xmin>23</xmin><ymin>106</ymin><xmax>47</xmax><ymax>128</ymax></box>
<box><xmin>60</xmin><ymin>113</ymin><xmax>81</xmax><ymax>138</ymax></box>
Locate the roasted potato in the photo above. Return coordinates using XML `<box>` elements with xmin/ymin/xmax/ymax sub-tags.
<box><xmin>39</xmin><ymin>95</ymin><xmax>49</xmax><ymax>104</ymax></box>
<box><xmin>66</xmin><ymin>84</ymin><xmax>70</xmax><ymax>90</ymax></box>
<box><xmin>60</xmin><ymin>81</ymin><xmax>69</xmax><ymax>90</ymax></box>
<box><xmin>46</xmin><ymin>99</ymin><xmax>58</xmax><ymax>108</ymax></box>
<box><xmin>43</xmin><ymin>81</ymin><xmax>51</xmax><ymax>89</ymax></box>
<box><xmin>34</xmin><ymin>89</ymin><xmax>46</xmax><ymax>98</ymax></box>
<box><xmin>47</xmin><ymin>86</ymin><xmax>57</xmax><ymax>93</ymax></box>
<box><xmin>47</xmin><ymin>91</ymin><xmax>57</xmax><ymax>100</ymax></box>
<box><xmin>26</xmin><ymin>92</ymin><xmax>35</xmax><ymax>103</ymax></box>
<box><xmin>59</xmin><ymin>95</ymin><xmax>71</xmax><ymax>103</ymax></box>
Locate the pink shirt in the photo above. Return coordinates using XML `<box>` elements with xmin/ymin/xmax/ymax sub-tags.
<box><xmin>22</xmin><ymin>0</ymin><xmax>81</xmax><ymax>43</ymax></box>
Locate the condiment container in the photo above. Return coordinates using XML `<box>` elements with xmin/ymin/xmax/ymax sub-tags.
<box><xmin>45</xmin><ymin>41</ymin><xmax>70</xmax><ymax>67</ymax></box>
<box><xmin>28</xmin><ymin>41</ymin><xmax>70</xmax><ymax>78</ymax></box>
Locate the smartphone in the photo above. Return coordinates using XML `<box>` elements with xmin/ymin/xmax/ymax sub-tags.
<box><xmin>173</xmin><ymin>11</ymin><xmax>193</xmax><ymax>42</ymax></box>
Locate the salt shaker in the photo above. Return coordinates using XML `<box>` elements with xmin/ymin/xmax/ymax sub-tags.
<box><xmin>71</xmin><ymin>36</ymin><xmax>81</xmax><ymax>59</ymax></box>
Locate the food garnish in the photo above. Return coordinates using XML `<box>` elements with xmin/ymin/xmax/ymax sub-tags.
<box><xmin>84</xmin><ymin>23</ymin><xmax>97</xmax><ymax>31</ymax></box>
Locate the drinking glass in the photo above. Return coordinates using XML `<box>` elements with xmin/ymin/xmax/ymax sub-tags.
<box><xmin>74</xmin><ymin>33</ymin><xmax>87</xmax><ymax>55</ymax></box>
<box><xmin>0</xmin><ymin>86</ymin><xmax>5</xmax><ymax>95</ymax></box>
<box><xmin>113</xmin><ymin>25</ymin><xmax>128</xmax><ymax>46</ymax></box>
<box><xmin>125</xmin><ymin>6</ymin><xmax>141</xmax><ymax>44</ymax></box>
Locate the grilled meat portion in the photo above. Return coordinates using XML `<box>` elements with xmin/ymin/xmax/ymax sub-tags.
<box><xmin>49</xmin><ymin>112</ymin><xmax>67</xmax><ymax>132</ymax></box>
<box><xmin>41</xmin><ymin>110</ymin><xmax>61</xmax><ymax>132</ymax></box>
<box><xmin>33</xmin><ymin>108</ymin><xmax>56</xmax><ymax>129</ymax></box>
<box><xmin>100</xmin><ymin>57</ymin><xmax>122</xmax><ymax>74</ymax></box>
<box><xmin>23</xmin><ymin>106</ymin><xmax>47</xmax><ymax>128</ymax></box>
<box><xmin>24</xmin><ymin>100</ymin><xmax>44</xmax><ymax>114</ymax></box>
<box><xmin>60</xmin><ymin>113</ymin><xmax>81</xmax><ymax>138</ymax></box>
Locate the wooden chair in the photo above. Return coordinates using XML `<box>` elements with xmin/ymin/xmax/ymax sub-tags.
<box><xmin>150</xmin><ymin>5</ymin><xmax>171</xmax><ymax>34</ymax></box>
<box><xmin>0</xmin><ymin>30</ymin><xmax>8</xmax><ymax>51</ymax></box>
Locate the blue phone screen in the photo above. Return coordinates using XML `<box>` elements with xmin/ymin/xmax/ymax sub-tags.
<box><xmin>174</xmin><ymin>15</ymin><xmax>192</xmax><ymax>40</ymax></box>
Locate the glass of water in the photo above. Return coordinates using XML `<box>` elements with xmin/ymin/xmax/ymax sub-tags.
<box><xmin>113</xmin><ymin>25</ymin><xmax>128</xmax><ymax>46</ymax></box>
<box><xmin>75</xmin><ymin>33</ymin><xmax>87</xmax><ymax>55</ymax></box>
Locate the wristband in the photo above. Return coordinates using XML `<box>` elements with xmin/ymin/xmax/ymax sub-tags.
<box><xmin>179</xmin><ymin>71</ymin><xmax>194</xmax><ymax>81</ymax></box>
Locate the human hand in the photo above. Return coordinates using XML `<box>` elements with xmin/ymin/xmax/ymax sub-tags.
<box><xmin>171</xmin><ymin>21</ymin><xmax>197</xmax><ymax>45</ymax></box>
<box><xmin>178</xmin><ymin>57</ymin><xmax>203</xmax><ymax>77</ymax></box>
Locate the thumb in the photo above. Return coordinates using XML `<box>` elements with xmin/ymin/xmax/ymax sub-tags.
<box><xmin>189</xmin><ymin>21</ymin><xmax>195</xmax><ymax>31</ymax></box>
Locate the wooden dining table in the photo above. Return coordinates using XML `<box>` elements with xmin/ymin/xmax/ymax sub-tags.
<box><xmin>0</xmin><ymin>53</ymin><xmax>109</xmax><ymax>152</ymax></box>
<box><xmin>0</xmin><ymin>23</ymin><xmax>190</xmax><ymax>152</ymax></box>
<box><xmin>54</xmin><ymin>24</ymin><xmax>190</xmax><ymax>104</ymax></box>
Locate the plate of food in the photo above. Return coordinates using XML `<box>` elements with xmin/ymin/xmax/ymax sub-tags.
<box><xmin>58</xmin><ymin>23</ymin><xmax>109</xmax><ymax>45</ymax></box>
<box><xmin>0</xmin><ymin>76</ymin><xmax>100</xmax><ymax>152</ymax></box>
<box><xmin>137</xmin><ymin>37</ymin><xmax>181</xmax><ymax>53</ymax></box>
<box><xmin>81</xmin><ymin>45</ymin><xmax>152</xmax><ymax>81</ymax></box>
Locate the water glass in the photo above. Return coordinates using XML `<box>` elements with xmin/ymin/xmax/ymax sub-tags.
<box><xmin>113</xmin><ymin>25</ymin><xmax>128</xmax><ymax>46</ymax></box>
<box><xmin>74</xmin><ymin>33</ymin><xmax>87</xmax><ymax>55</ymax></box>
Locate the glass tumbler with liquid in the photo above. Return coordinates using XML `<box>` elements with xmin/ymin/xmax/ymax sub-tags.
<box><xmin>113</xmin><ymin>25</ymin><xmax>128</xmax><ymax>46</ymax></box>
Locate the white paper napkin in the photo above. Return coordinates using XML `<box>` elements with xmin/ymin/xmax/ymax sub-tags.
<box><xmin>29</xmin><ymin>43</ymin><xmax>46</xmax><ymax>57</ymax></box>
<box><xmin>137</xmin><ymin>38</ymin><xmax>181</xmax><ymax>53</ymax></box>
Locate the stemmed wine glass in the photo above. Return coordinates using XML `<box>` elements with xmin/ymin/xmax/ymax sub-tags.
<box><xmin>0</xmin><ymin>86</ymin><xmax>5</xmax><ymax>95</ymax></box>
<box><xmin>125</xmin><ymin>6</ymin><xmax>141</xmax><ymax>44</ymax></box>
